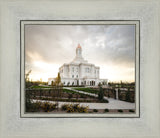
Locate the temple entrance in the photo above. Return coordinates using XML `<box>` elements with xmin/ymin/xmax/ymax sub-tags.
<box><xmin>90</xmin><ymin>81</ymin><xmax>95</xmax><ymax>86</ymax></box>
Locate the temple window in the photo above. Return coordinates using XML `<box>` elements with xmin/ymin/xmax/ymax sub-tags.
<box><xmin>85</xmin><ymin>67</ymin><xmax>90</xmax><ymax>73</ymax></box>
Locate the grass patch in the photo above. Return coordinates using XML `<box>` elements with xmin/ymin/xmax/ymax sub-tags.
<box><xmin>30</xmin><ymin>85</ymin><xmax>51</xmax><ymax>89</ymax></box>
<box><xmin>73</xmin><ymin>88</ymin><xmax>99</xmax><ymax>94</ymax></box>
<box><xmin>64</xmin><ymin>88</ymin><xmax>109</xmax><ymax>103</ymax></box>
<box><xmin>63</xmin><ymin>88</ymin><xmax>99</xmax><ymax>99</ymax></box>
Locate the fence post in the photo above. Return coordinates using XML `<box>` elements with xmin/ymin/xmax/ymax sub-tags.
<box><xmin>116</xmin><ymin>89</ymin><xmax>119</xmax><ymax>100</ymax></box>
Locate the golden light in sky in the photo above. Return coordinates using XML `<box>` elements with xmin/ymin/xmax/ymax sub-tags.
<box><xmin>25</xmin><ymin>25</ymin><xmax>135</xmax><ymax>82</ymax></box>
<box><xmin>27</xmin><ymin>61</ymin><xmax>60</xmax><ymax>82</ymax></box>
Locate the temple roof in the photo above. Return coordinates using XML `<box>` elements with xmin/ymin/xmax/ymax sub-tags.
<box><xmin>59</xmin><ymin>44</ymin><xmax>99</xmax><ymax>69</ymax></box>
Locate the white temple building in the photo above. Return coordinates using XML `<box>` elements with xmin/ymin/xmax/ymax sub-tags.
<box><xmin>48</xmin><ymin>44</ymin><xmax>108</xmax><ymax>86</ymax></box>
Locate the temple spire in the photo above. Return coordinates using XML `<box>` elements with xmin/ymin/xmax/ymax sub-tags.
<box><xmin>71</xmin><ymin>44</ymin><xmax>88</xmax><ymax>63</ymax></box>
<box><xmin>76</xmin><ymin>44</ymin><xmax>82</xmax><ymax>58</ymax></box>
<box><xmin>77</xmin><ymin>43</ymin><xmax>82</xmax><ymax>49</ymax></box>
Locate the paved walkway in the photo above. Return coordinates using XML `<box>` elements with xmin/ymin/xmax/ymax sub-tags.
<box><xmin>64</xmin><ymin>87</ymin><xmax>135</xmax><ymax>109</ymax></box>
<box><xmin>65</xmin><ymin>87</ymin><xmax>100</xmax><ymax>98</ymax></box>
<box><xmin>32</xmin><ymin>99</ymin><xmax>135</xmax><ymax>109</ymax></box>
<box><xmin>31</xmin><ymin>87</ymin><xmax>135</xmax><ymax>109</ymax></box>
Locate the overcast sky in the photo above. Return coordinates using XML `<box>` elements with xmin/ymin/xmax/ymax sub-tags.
<box><xmin>25</xmin><ymin>24</ymin><xmax>135</xmax><ymax>82</ymax></box>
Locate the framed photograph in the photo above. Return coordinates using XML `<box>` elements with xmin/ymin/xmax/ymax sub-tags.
<box><xmin>0</xmin><ymin>0</ymin><xmax>160</xmax><ymax>138</ymax></box>
<box><xmin>20</xmin><ymin>20</ymin><xmax>140</xmax><ymax>118</ymax></box>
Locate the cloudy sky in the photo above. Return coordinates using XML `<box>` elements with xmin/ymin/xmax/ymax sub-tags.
<box><xmin>25</xmin><ymin>24</ymin><xmax>135</xmax><ymax>82</ymax></box>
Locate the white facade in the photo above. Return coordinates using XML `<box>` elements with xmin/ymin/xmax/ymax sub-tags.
<box><xmin>48</xmin><ymin>44</ymin><xmax>108</xmax><ymax>86</ymax></box>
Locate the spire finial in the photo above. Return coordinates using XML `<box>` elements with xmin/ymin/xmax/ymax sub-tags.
<box><xmin>77</xmin><ymin>43</ymin><xmax>81</xmax><ymax>48</ymax></box>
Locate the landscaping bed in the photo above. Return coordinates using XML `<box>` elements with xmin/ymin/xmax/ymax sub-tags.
<box><xmin>27</xmin><ymin>88</ymin><xmax>109</xmax><ymax>103</ymax></box>
<box><xmin>26</xmin><ymin>101</ymin><xmax>135</xmax><ymax>114</ymax></box>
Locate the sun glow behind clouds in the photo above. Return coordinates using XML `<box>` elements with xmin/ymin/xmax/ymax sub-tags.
<box><xmin>28</xmin><ymin>61</ymin><xmax>135</xmax><ymax>82</ymax></box>
<box><xmin>28</xmin><ymin>61</ymin><xmax>60</xmax><ymax>82</ymax></box>
<box><xmin>100</xmin><ymin>64</ymin><xmax>135</xmax><ymax>82</ymax></box>
<box><xmin>25</xmin><ymin>25</ymin><xmax>135</xmax><ymax>82</ymax></box>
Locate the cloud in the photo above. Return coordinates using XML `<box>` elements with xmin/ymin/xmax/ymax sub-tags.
<box><xmin>25</xmin><ymin>24</ymin><xmax>135</xmax><ymax>82</ymax></box>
